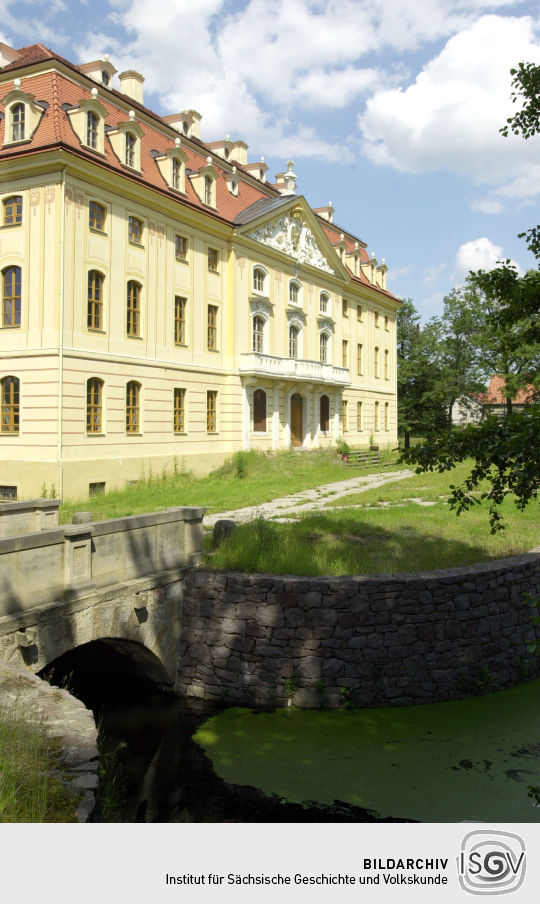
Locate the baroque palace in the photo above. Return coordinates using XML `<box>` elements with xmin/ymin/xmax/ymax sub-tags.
<box><xmin>0</xmin><ymin>42</ymin><xmax>400</xmax><ymax>501</ymax></box>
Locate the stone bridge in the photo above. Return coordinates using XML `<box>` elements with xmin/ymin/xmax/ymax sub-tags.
<box><xmin>0</xmin><ymin>499</ymin><xmax>204</xmax><ymax>685</ymax></box>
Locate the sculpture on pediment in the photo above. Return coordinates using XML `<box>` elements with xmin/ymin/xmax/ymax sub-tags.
<box><xmin>248</xmin><ymin>212</ymin><xmax>334</xmax><ymax>274</ymax></box>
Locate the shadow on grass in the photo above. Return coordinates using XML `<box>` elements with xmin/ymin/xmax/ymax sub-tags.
<box><xmin>208</xmin><ymin>513</ymin><xmax>493</xmax><ymax>576</ymax></box>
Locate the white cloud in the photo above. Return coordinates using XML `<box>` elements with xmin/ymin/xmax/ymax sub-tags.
<box><xmin>360</xmin><ymin>15</ymin><xmax>540</xmax><ymax>193</ymax></box>
<box><xmin>423</xmin><ymin>261</ymin><xmax>447</xmax><ymax>285</ymax></box>
<box><xmin>471</xmin><ymin>197</ymin><xmax>505</xmax><ymax>214</ymax></box>
<box><xmin>453</xmin><ymin>236</ymin><xmax>522</xmax><ymax>281</ymax></box>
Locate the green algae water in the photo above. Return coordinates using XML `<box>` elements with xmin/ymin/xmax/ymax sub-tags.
<box><xmin>194</xmin><ymin>680</ymin><xmax>540</xmax><ymax>822</ymax></box>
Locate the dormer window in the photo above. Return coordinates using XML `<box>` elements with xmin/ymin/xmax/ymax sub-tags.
<box><xmin>101</xmin><ymin>70</ymin><xmax>110</xmax><ymax>87</ymax></box>
<box><xmin>172</xmin><ymin>158</ymin><xmax>180</xmax><ymax>190</ymax></box>
<box><xmin>204</xmin><ymin>175</ymin><xmax>213</xmax><ymax>206</ymax></box>
<box><xmin>87</xmin><ymin>111</ymin><xmax>98</xmax><ymax>149</ymax></box>
<box><xmin>183</xmin><ymin>120</ymin><xmax>189</xmax><ymax>136</ymax></box>
<box><xmin>253</xmin><ymin>267</ymin><xmax>267</xmax><ymax>295</ymax></box>
<box><xmin>190</xmin><ymin>160</ymin><xmax>218</xmax><ymax>208</ymax></box>
<box><xmin>11</xmin><ymin>103</ymin><xmax>25</xmax><ymax>141</ymax></box>
<box><xmin>125</xmin><ymin>131</ymin><xmax>136</xmax><ymax>167</ymax></box>
<box><xmin>289</xmin><ymin>280</ymin><xmax>301</xmax><ymax>306</ymax></box>
<box><xmin>2</xmin><ymin>87</ymin><xmax>45</xmax><ymax>148</ymax></box>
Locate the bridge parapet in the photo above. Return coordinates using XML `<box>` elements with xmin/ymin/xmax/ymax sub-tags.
<box><xmin>0</xmin><ymin>505</ymin><xmax>205</xmax><ymax>616</ymax></box>
<box><xmin>0</xmin><ymin>498</ymin><xmax>60</xmax><ymax>539</ymax></box>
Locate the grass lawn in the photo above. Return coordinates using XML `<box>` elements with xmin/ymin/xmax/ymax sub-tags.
<box><xmin>205</xmin><ymin>462</ymin><xmax>540</xmax><ymax>575</ymax></box>
<box><xmin>194</xmin><ymin>678</ymin><xmax>540</xmax><ymax>822</ymax></box>
<box><xmin>58</xmin><ymin>448</ymin><xmax>401</xmax><ymax>523</ymax></box>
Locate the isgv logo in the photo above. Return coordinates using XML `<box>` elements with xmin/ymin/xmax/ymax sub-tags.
<box><xmin>458</xmin><ymin>831</ymin><xmax>526</xmax><ymax>895</ymax></box>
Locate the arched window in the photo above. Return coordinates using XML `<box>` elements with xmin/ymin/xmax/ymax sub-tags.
<box><xmin>86</xmin><ymin>111</ymin><xmax>98</xmax><ymax>149</ymax></box>
<box><xmin>172</xmin><ymin>158</ymin><xmax>181</xmax><ymax>191</ymax></box>
<box><xmin>253</xmin><ymin>267</ymin><xmax>266</xmax><ymax>294</ymax></box>
<box><xmin>126</xmin><ymin>281</ymin><xmax>141</xmax><ymax>337</ymax></box>
<box><xmin>3</xmin><ymin>195</ymin><xmax>22</xmax><ymax>226</ymax></box>
<box><xmin>319</xmin><ymin>331</ymin><xmax>329</xmax><ymax>364</ymax></box>
<box><xmin>87</xmin><ymin>271</ymin><xmax>104</xmax><ymax>330</ymax></box>
<box><xmin>86</xmin><ymin>378</ymin><xmax>103</xmax><ymax>433</ymax></box>
<box><xmin>289</xmin><ymin>324</ymin><xmax>299</xmax><ymax>358</ymax></box>
<box><xmin>125</xmin><ymin>131</ymin><xmax>136</xmax><ymax>167</ymax></box>
<box><xmin>1</xmin><ymin>376</ymin><xmax>19</xmax><ymax>434</ymax></box>
<box><xmin>253</xmin><ymin>389</ymin><xmax>266</xmax><ymax>432</ymax></box>
<box><xmin>252</xmin><ymin>315</ymin><xmax>265</xmax><ymax>353</ymax></box>
<box><xmin>374</xmin><ymin>345</ymin><xmax>380</xmax><ymax>378</ymax></box>
<box><xmin>319</xmin><ymin>292</ymin><xmax>329</xmax><ymax>313</ymax></box>
<box><xmin>384</xmin><ymin>402</ymin><xmax>389</xmax><ymax>431</ymax></box>
<box><xmin>289</xmin><ymin>280</ymin><xmax>301</xmax><ymax>305</ymax></box>
<box><xmin>384</xmin><ymin>349</ymin><xmax>389</xmax><ymax>380</ymax></box>
<box><xmin>320</xmin><ymin>394</ymin><xmax>329</xmax><ymax>433</ymax></box>
<box><xmin>374</xmin><ymin>401</ymin><xmax>379</xmax><ymax>431</ymax></box>
<box><xmin>126</xmin><ymin>381</ymin><xmax>141</xmax><ymax>433</ymax></box>
<box><xmin>11</xmin><ymin>103</ymin><xmax>25</xmax><ymax>142</ymax></box>
<box><xmin>2</xmin><ymin>266</ymin><xmax>21</xmax><ymax>328</ymax></box>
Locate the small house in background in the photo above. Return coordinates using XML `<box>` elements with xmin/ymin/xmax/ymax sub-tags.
<box><xmin>451</xmin><ymin>375</ymin><xmax>536</xmax><ymax>425</ymax></box>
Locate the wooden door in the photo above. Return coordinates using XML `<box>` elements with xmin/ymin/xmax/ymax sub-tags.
<box><xmin>291</xmin><ymin>393</ymin><xmax>303</xmax><ymax>447</ymax></box>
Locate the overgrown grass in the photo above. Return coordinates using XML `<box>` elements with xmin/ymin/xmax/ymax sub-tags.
<box><xmin>204</xmin><ymin>464</ymin><xmax>540</xmax><ymax>576</ymax></box>
<box><xmin>59</xmin><ymin>448</ymin><xmax>402</xmax><ymax>523</ymax></box>
<box><xmin>0</xmin><ymin>690</ymin><xmax>79</xmax><ymax>822</ymax></box>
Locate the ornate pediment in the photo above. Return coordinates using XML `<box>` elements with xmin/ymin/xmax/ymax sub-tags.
<box><xmin>247</xmin><ymin>207</ymin><xmax>335</xmax><ymax>274</ymax></box>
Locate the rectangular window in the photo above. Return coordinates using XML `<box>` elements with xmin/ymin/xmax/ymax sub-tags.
<box><xmin>0</xmin><ymin>485</ymin><xmax>17</xmax><ymax>500</ymax></box>
<box><xmin>357</xmin><ymin>401</ymin><xmax>363</xmax><ymax>431</ymax></box>
<box><xmin>207</xmin><ymin>304</ymin><xmax>218</xmax><ymax>350</ymax></box>
<box><xmin>342</xmin><ymin>298</ymin><xmax>348</xmax><ymax>318</ymax></box>
<box><xmin>342</xmin><ymin>339</ymin><xmax>348</xmax><ymax>368</ymax></box>
<box><xmin>208</xmin><ymin>248</ymin><xmax>219</xmax><ymax>271</ymax></box>
<box><xmin>174</xmin><ymin>296</ymin><xmax>187</xmax><ymax>345</ymax></box>
<box><xmin>126</xmin><ymin>282</ymin><xmax>141</xmax><ymax>337</ymax></box>
<box><xmin>128</xmin><ymin>216</ymin><xmax>143</xmax><ymax>245</ymax></box>
<box><xmin>173</xmin><ymin>387</ymin><xmax>186</xmax><ymax>433</ymax></box>
<box><xmin>357</xmin><ymin>304</ymin><xmax>363</xmax><ymax>322</ymax></box>
<box><xmin>3</xmin><ymin>196</ymin><xmax>22</xmax><ymax>226</ymax></box>
<box><xmin>89</xmin><ymin>481</ymin><xmax>106</xmax><ymax>497</ymax></box>
<box><xmin>175</xmin><ymin>234</ymin><xmax>188</xmax><ymax>261</ymax></box>
<box><xmin>207</xmin><ymin>390</ymin><xmax>217</xmax><ymax>433</ymax></box>
<box><xmin>341</xmin><ymin>399</ymin><xmax>348</xmax><ymax>432</ymax></box>
<box><xmin>89</xmin><ymin>201</ymin><xmax>106</xmax><ymax>232</ymax></box>
<box><xmin>357</xmin><ymin>343</ymin><xmax>363</xmax><ymax>375</ymax></box>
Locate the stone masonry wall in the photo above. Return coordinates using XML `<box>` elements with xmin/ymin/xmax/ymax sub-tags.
<box><xmin>177</xmin><ymin>548</ymin><xmax>540</xmax><ymax>708</ymax></box>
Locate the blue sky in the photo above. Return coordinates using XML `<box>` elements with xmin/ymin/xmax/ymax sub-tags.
<box><xmin>2</xmin><ymin>0</ymin><xmax>540</xmax><ymax>318</ymax></box>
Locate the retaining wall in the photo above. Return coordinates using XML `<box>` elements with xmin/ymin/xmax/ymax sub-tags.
<box><xmin>178</xmin><ymin>548</ymin><xmax>540</xmax><ymax>708</ymax></box>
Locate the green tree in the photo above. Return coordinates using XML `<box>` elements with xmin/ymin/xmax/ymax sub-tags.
<box><xmin>500</xmin><ymin>61</ymin><xmax>540</xmax><ymax>260</ymax></box>
<box><xmin>397</xmin><ymin>299</ymin><xmax>446</xmax><ymax>447</ymax></box>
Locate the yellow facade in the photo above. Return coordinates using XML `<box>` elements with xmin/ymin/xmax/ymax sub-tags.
<box><xmin>0</xmin><ymin>45</ymin><xmax>400</xmax><ymax>501</ymax></box>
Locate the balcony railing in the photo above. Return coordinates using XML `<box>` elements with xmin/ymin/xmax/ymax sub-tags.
<box><xmin>240</xmin><ymin>352</ymin><xmax>350</xmax><ymax>386</ymax></box>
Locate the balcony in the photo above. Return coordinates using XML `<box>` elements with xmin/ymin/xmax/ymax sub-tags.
<box><xmin>239</xmin><ymin>352</ymin><xmax>350</xmax><ymax>386</ymax></box>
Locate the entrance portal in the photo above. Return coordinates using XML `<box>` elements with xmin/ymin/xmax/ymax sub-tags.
<box><xmin>290</xmin><ymin>393</ymin><xmax>303</xmax><ymax>447</ymax></box>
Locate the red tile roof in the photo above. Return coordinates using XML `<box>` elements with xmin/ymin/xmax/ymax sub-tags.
<box><xmin>477</xmin><ymin>375</ymin><xmax>535</xmax><ymax>406</ymax></box>
<box><xmin>0</xmin><ymin>43</ymin><xmax>400</xmax><ymax>302</ymax></box>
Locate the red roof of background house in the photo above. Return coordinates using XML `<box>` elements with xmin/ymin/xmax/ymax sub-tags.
<box><xmin>477</xmin><ymin>375</ymin><xmax>535</xmax><ymax>405</ymax></box>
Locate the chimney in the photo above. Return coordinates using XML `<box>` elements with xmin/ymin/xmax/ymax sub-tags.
<box><xmin>229</xmin><ymin>141</ymin><xmax>248</xmax><ymax>166</ymax></box>
<box><xmin>118</xmin><ymin>70</ymin><xmax>145</xmax><ymax>104</ymax></box>
<box><xmin>0</xmin><ymin>42</ymin><xmax>21</xmax><ymax>68</ymax></box>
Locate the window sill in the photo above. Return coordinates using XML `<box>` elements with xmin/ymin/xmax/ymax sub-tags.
<box><xmin>128</xmin><ymin>240</ymin><xmax>144</xmax><ymax>248</ymax></box>
<box><xmin>0</xmin><ymin>325</ymin><xmax>21</xmax><ymax>330</ymax></box>
<box><xmin>1</xmin><ymin>223</ymin><xmax>22</xmax><ymax>229</ymax></box>
<box><xmin>175</xmin><ymin>257</ymin><xmax>188</xmax><ymax>264</ymax></box>
<box><xmin>174</xmin><ymin>431</ymin><xmax>187</xmax><ymax>436</ymax></box>
<box><xmin>126</xmin><ymin>334</ymin><xmax>143</xmax><ymax>340</ymax></box>
<box><xmin>89</xmin><ymin>227</ymin><xmax>107</xmax><ymax>236</ymax></box>
<box><xmin>207</xmin><ymin>347</ymin><xmax>219</xmax><ymax>353</ymax></box>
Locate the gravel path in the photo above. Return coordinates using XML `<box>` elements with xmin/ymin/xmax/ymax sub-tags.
<box><xmin>203</xmin><ymin>469</ymin><xmax>414</xmax><ymax>528</ymax></box>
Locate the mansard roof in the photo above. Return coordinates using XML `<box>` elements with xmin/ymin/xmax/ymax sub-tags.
<box><xmin>0</xmin><ymin>42</ymin><xmax>399</xmax><ymax>302</ymax></box>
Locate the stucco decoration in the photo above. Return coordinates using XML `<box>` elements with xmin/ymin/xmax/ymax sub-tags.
<box><xmin>287</xmin><ymin>309</ymin><xmax>305</xmax><ymax>327</ymax></box>
<box><xmin>250</xmin><ymin>298</ymin><xmax>272</xmax><ymax>318</ymax></box>
<box><xmin>248</xmin><ymin>211</ymin><xmax>335</xmax><ymax>275</ymax></box>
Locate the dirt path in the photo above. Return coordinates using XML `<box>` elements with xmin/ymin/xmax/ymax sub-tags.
<box><xmin>203</xmin><ymin>469</ymin><xmax>414</xmax><ymax>528</ymax></box>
